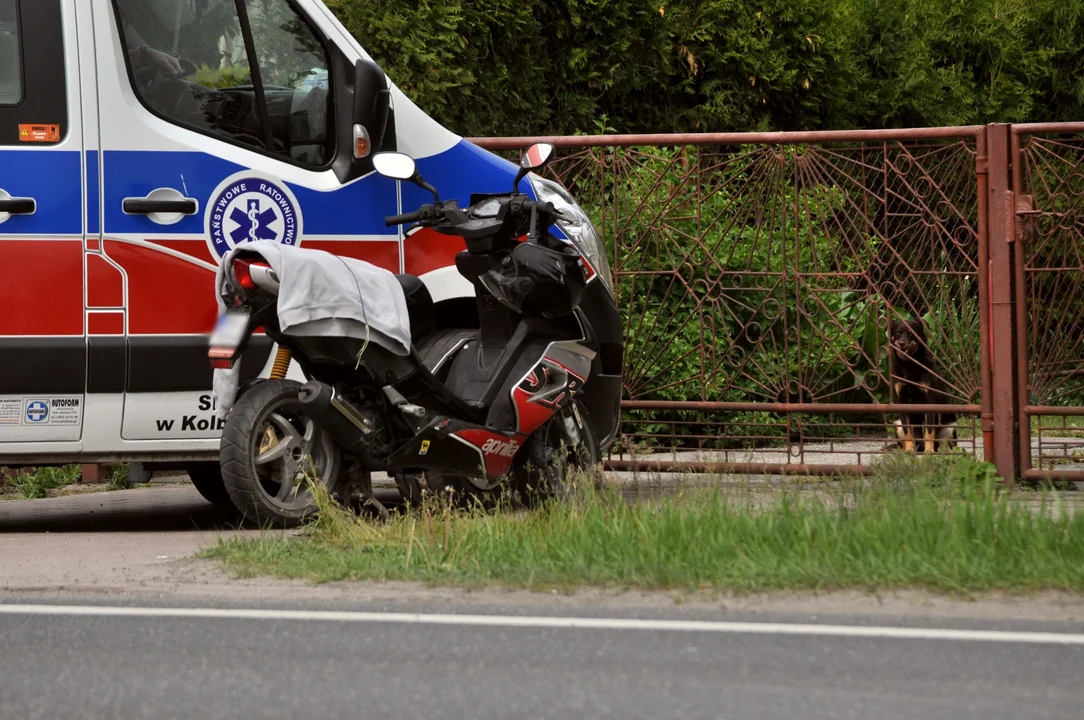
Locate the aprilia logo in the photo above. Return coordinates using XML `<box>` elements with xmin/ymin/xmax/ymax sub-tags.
<box><xmin>481</xmin><ymin>437</ymin><xmax>520</xmax><ymax>458</ymax></box>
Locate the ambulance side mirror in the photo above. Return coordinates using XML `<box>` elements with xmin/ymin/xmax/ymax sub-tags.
<box><xmin>351</xmin><ymin>58</ymin><xmax>392</xmax><ymax>160</ymax></box>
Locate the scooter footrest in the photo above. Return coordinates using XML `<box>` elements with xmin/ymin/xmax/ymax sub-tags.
<box><xmin>400</xmin><ymin>403</ymin><xmax>426</xmax><ymax>418</ymax></box>
<box><xmin>382</xmin><ymin>384</ymin><xmax>427</xmax><ymax>418</ymax></box>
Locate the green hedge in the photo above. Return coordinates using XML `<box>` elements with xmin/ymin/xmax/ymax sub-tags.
<box><xmin>328</xmin><ymin>0</ymin><xmax>1084</xmax><ymax>138</ymax></box>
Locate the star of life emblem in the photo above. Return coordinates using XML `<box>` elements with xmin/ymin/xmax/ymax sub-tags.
<box><xmin>206</xmin><ymin>174</ymin><xmax>302</xmax><ymax>260</ymax></box>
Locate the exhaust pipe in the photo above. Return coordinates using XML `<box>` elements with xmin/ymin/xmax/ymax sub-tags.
<box><xmin>298</xmin><ymin>380</ymin><xmax>377</xmax><ymax>467</ymax></box>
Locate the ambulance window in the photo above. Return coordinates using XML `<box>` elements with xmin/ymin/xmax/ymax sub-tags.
<box><xmin>0</xmin><ymin>0</ymin><xmax>67</xmax><ymax>146</ymax></box>
<box><xmin>0</xmin><ymin>0</ymin><xmax>23</xmax><ymax>105</ymax></box>
<box><xmin>244</xmin><ymin>0</ymin><xmax>331</xmax><ymax>166</ymax></box>
<box><xmin>113</xmin><ymin>0</ymin><xmax>332</xmax><ymax>169</ymax></box>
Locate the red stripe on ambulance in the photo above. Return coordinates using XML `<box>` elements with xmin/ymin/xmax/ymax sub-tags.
<box><xmin>86</xmin><ymin>254</ymin><xmax>124</xmax><ymax>308</ymax></box>
<box><xmin>103</xmin><ymin>241</ymin><xmax>218</xmax><ymax>335</ymax></box>
<box><xmin>0</xmin><ymin>240</ymin><xmax>83</xmax><ymax>335</ymax></box>
<box><xmin>404</xmin><ymin>228</ymin><xmax>465</xmax><ymax>277</ymax></box>
<box><xmin>149</xmin><ymin>239</ymin><xmax>217</xmax><ymax>267</ymax></box>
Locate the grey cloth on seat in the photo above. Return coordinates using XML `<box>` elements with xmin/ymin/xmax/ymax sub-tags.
<box><xmin>212</xmin><ymin>240</ymin><xmax>411</xmax><ymax>419</ymax></box>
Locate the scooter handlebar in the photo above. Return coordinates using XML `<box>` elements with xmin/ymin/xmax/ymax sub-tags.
<box><xmin>385</xmin><ymin>210</ymin><xmax>422</xmax><ymax>227</ymax></box>
<box><xmin>385</xmin><ymin>197</ymin><xmax>560</xmax><ymax>229</ymax></box>
<box><xmin>519</xmin><ymin>199</ymin><xmax>561</xmax><ymax>218</ymax></box>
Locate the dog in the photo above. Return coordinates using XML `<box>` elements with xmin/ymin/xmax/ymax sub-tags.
<box><xmin>889</xmin><ymin>318</ymin><xmax>957</xmax><ymax>453</ymax></box>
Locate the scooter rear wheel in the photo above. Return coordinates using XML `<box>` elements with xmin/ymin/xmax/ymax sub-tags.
<box><xmin>219</xmin><ymin>379</ymin><xmax>341</xmax><ymax>528</ymax></box>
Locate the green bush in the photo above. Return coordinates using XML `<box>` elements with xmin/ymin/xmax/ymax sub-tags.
<box><xmin>329</xmin><ymin>0</ymin><xmax>1084</xmax><ymax>138</ymax></box>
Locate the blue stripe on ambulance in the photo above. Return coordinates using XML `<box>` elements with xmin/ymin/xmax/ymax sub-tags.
<box><xmin>102</xmin><ymin>140</ymin><xmax>531</xmax><ymax>237</ymax></box>
<box><xmin>404</xmin><ymin>140</ymin><xmax>536</xmax><ymax>211</ymax></box>
<box><xmin>102</xmin><ymin>150</ymin><xmax>397</xmax><ymax>236</ymax></box>
<box><xmin>85</xmin><ymin>150</ymin><xmax>100</xmax><ymax>236</ymax></box>
<box><xmin>0</xmin><ymin>150</ymin><xmax>82</xmax><ymax>235</ymax></box>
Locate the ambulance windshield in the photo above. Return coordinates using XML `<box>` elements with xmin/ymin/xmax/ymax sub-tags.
<box><xmin>115</xmin><ymin>0</ymin><xmax>333</xmax><ymax>167</ymax></box>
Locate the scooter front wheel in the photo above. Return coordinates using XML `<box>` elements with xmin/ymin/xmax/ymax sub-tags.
<box><xmin>512</xmin><ymin>399</ymin><xmax>602</xmax><ymax>505</ymax></box>
<box><xmin>219</xmin><ymin>379</ymin><xmax>341</xmax><ymax>528</ymax></box>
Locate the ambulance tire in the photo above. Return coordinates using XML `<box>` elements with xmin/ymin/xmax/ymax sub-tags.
<box><xmin>185</xmin><ymin>462</ymin><xmax>241</xmax><ymax>518</ymax></box>
<box><xmin>219</xmin><ymin>379</ymin><xmax>341</xmax><ymax>529</ymax></box>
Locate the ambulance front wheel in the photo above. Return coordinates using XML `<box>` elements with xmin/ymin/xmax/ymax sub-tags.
<box><xmin>219</xmin><ymin>379</ymin><xmax>341</xmax><ymax>528</ymax></box>
<box><xmin>185</xmin><ymin>462</ymin><xmax>239</xmax><ymax>517</ymax></box>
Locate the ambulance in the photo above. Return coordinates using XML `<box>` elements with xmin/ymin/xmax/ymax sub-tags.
<box><xmin>0</xmin><ymin>0</ymin><xmax>621</xmax><ymax>502</ymax></box>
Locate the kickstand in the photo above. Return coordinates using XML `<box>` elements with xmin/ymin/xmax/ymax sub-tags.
<box><xmin>344</xmin><ymin>466</ymin><xmax>390</xmax><ymax>521</ymax></box>
<box><xmin>362</xmin><ymin>494</ymin><xmax>391</xmax><ymax>521</ymax></box>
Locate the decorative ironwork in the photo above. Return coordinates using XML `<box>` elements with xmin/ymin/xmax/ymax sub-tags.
<box><xmin>477</xmin><ymin>129</ymin><xmax>989</xmax><ymax>475</ymax></box>
<box><xmin>1014</xmin><ymin>125</ymin><xmax>1084</xmax><ymax>478</ymax></box>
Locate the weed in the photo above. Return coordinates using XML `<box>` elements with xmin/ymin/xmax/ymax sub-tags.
<box><xmin>871</xmin><ymin>453</ymin><xmax>999</xmax><ymax>495</ymax></box>
<box><xmin>106</xmin><ymin>464</ymin><xmax>132</xmax><ymax>491</ymax></box>
<box><xmin>6</xmin><ymin>465</ymin><xmax>81</xmax><ymax>500</ymax></box>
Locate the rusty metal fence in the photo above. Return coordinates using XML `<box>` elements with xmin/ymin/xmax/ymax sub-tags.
<box><xmin>1011</xmin><ymin>124</ymin><xmax>1084</xmax><ymax>483</ymax></box>
<box><xmin>475</xmin><ymin>123</ymin><xmax>1084</xmax><ymax>484</ymax></box>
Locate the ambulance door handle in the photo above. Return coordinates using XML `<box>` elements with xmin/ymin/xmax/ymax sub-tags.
<box><xmin>0</xmin><ymin>197</ymin><xmax>35</xmax><ymax>214</ymax></box>
<box><xmin>123</xmin><ymin>199</ymin><xmax>197</xmax><ymax>215</ymax></box>
<box><xmin>122</xmin><ymin>189</ymin><xmax>199</xmax><ymax>226</ymax></box>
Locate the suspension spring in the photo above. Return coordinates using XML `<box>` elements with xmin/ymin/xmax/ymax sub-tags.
<box><xmin>270</xmin><ymin>347</ymin><xmax>292</xmax><ymax>380</ymax></box>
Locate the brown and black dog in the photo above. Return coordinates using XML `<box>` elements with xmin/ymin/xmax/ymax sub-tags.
<box><xmin>889</xmin><ymin>318</ymin><xmax>957</xmax><ymax>453</ymax></box>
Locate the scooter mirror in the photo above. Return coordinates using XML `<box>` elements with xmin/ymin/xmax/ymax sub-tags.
<box><xmin>373</xmin><ymin>152</ymin><xmax>418</xmax><ymax>181</ymax></box>
<box><xmin>520</xmin><ymin>142</ymin><xmax>556</xmax><ymax>171</ymax></box>
<box><xmin>513</xmin><ymin>143</ymin><xmax>557</xmax><ymax>192</ymax></box>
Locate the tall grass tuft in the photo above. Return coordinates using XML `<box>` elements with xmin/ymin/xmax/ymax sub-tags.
<box><xmin>208</xmin><ymin>456</ymin><xmax>1084</xmax><ymax>594</ymax></box>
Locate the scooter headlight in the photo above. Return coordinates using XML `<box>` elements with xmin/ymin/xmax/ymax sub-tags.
<box><xmin>528</xmin><ymin>173</ymin><xmax>613</xmax><ymax>294</ymax></box>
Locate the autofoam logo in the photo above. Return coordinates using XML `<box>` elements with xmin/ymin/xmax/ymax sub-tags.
<box><xmin>481</xmin><ymin>437</ymin><xmax>520</xmax><ymax>458</ymax></box>
<box><xmin>25</xmin><ymin>400</ymin><xmax>48</xmax><ymax>423</ymax></box>
<box><xmin>206</xmin><ymin>172</ymin><xmax>302</xmax><ymax>260</ymax></box>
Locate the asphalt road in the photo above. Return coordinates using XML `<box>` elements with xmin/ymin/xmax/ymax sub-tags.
<box><xmin>2</xmin><ymin>485</ymin><xmax>1083</xmax><ymax>719</ymax></box>
<box><xmin>0</xmin><ymin>599</ymin><xmax>1082</xmax><ymax>720</ymax></box>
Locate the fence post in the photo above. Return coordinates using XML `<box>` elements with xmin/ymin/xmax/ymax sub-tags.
<box><xmin>985</xmin><ymin>124</ymin><xmax>1022</xmax><ymax>484</ymax></box>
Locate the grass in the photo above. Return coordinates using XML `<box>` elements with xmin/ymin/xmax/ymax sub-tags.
<box><xmin>0</xmin><ymin>463</ymin><xmax>138</xmax><ymax>499</ymax></box>
<box><xmin>105</xmin><ymin>464</ymin><xmax>132</xmax><ymax>491</ymax></box>
<box><xmin>3</xmin><ymin>465</ymin><xmax>82</xmax><ymax>500</ymax></box>
<box><xmin>205</xmin><ymin>455</ymin><xmax>1084</xmax><ymax>594</ymax></box>
<box><xmin>1033</xmin><ymin>415</ymin><xmax>1084</xmax><ymax>433</ymax></box>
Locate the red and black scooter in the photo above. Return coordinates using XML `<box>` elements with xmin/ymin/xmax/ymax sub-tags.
<box><xmin>207</xmin><ymin>143</ymin><xmax>623</xmax><ymax>526</ymax></box>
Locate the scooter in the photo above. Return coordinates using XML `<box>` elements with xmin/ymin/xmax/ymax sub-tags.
<box><xmin>207</xmin><ymin>143</ymin><xmax>623</xmax><ymax>526</ymax></box>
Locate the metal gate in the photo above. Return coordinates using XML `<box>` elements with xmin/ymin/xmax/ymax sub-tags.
<box><xmin>475</xmin><ymin>123</ymin><xmax>1084</xmax><ymax>484</ymax></box>
<box><xmin>1010</xmin><ymin>124</ymin><xmax>1084</xmax><ymax>484</ymax></box>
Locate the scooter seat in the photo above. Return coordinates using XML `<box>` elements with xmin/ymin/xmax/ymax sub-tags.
<box><xmin>395</xmin><ymin>274</ymin><xmax>435</xmax><ymax>343</ymax></box>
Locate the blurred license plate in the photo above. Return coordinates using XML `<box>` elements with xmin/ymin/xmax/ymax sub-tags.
<box><xmin>208</xmin><ymin>310</ymin><xmax>250</xmax><ymax>357</ymax></box>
